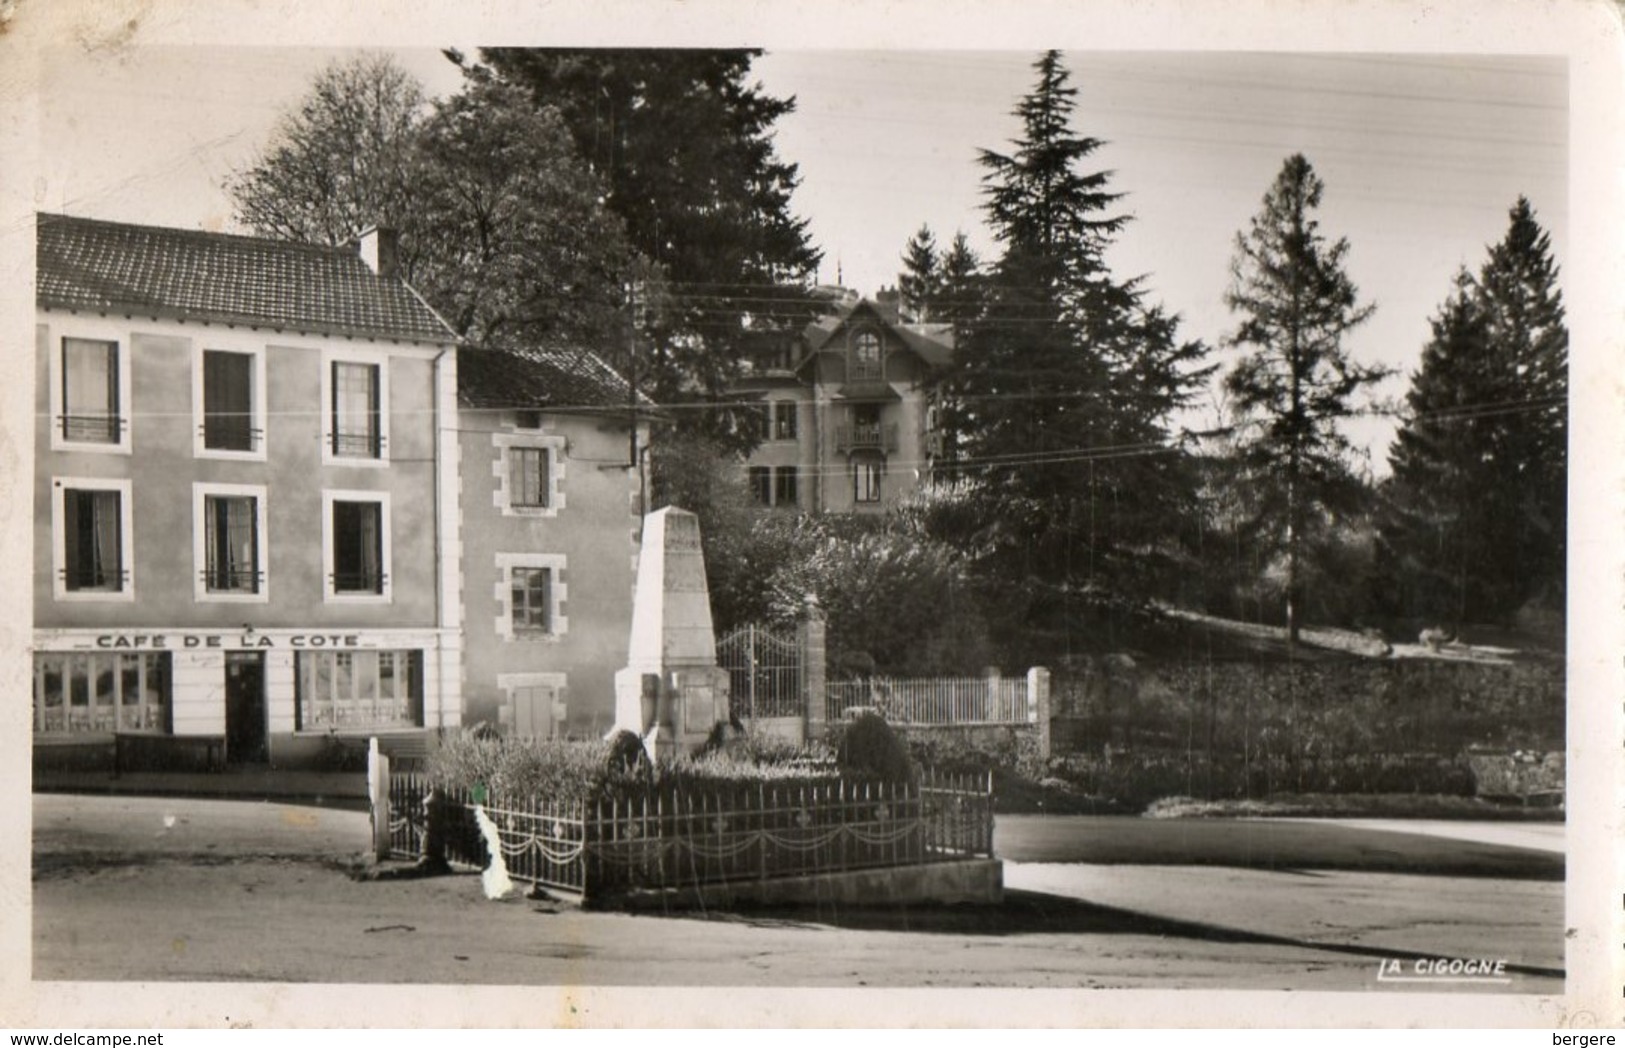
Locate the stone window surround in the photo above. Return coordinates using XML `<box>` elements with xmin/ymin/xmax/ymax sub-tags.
<box><xmin>494</xmin><ymin>552</ymin><xmax>568</xmax><ymax>642</ymax></box>
<box><xmin>495</xmin><ymin>670</ymin><xmax>568</xmax><ymax>736</ymax></box>
<box><xmin>492</xmin><ymin>430</ymin><xmax>567</xmax><ymax>517</ymax></box>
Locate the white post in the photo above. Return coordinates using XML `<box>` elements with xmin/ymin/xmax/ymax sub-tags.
<box><xmin>1028</xmin><ymin>667</ymin><xmax>1052</xmax><ymax>760</ymax></box>
<box><xmin>368</xmin><ymin>737</ymin><xmax>391</xmax><ymax>861</ymax></box>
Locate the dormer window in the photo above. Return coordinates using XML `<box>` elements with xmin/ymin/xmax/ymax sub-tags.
<box><xmin>851</xmin><ymin>331</ymin><xmax>883</xmax><ymax>382</ymax></box>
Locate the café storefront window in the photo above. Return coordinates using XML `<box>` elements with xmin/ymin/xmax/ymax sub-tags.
<box><xmin>295</xmin><ymin>649</ymin><xmax>423</xmax><ymax>730</ymax></box>
<box><xmin>34</xmin><ymin>651</ymin><xmax>170</xmax><ymax>734</ymax></box>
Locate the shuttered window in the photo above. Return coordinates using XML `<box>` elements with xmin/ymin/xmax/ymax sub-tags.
<box><xmin>202</xmin><ymin>350</ymin><xmax>256</xmax><ymax>451</ymax></box>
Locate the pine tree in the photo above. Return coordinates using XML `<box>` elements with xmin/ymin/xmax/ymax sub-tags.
<box><xmin>1223</xmin><ymin>153</ymin><xmax>1388</xmax><ymax>647</ymax></box>
<box><xmin>945</xmin><ymin>51</ymin><xmax>1210</xmax><ymax>647</ymax></box>
<box><xmin>1379</xmin><ymin>198</ymin><xmax>1567</xmax><ymax>626</ymax></box>
<box><xmin>897</xmin><ymin>224</ymin><xmax>941</xmax><ymax>321</ymax></box>
<box><xmin>937</xmin><ymin>232</ymin><xmax>984</xmax><ymax>331</ymax></box>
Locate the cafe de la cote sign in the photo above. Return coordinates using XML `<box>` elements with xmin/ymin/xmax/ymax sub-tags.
<box><xmin>34</xmin><ymin>630</ymin><xmax>395</xmax><ymax>652</ymax></box>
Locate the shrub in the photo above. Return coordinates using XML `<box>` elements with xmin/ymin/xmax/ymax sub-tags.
<box><xmin>427</xmin><ymin>729</ymin><xmax>842</xmax><ymax>806</ymax></box>
<box><xmin>835</xmin><ymin>712</ymin><xmax>914</xmax><ymax>782</ymax></box>
<box><xmin>605</xmin><ymin>729</ymin><xmax>651</xmax><ymax>777</ymax></box>
<box><xmin>903</xmin><ymin>729</ymin><xmax>1019</xmax><ymax>774</ymax></box>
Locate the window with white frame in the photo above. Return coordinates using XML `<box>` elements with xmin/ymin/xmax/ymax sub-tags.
<box><xmin>193</xmin><ymin>483</ymin><xmax>267</xmax><ymax>601</ymax></box>
<box><xmin>52</xmin><ymin>477</ymin><xmax>133</xmax><ymax>601</ymax></box>
<box><xmin>52</xmin><ymin>334</ymin><xmax>131</xmax><ymax>453</ymax></box>
<box><xmin>204</xmin><ymin>351</ymin><xmax>255</xmax><ymax>450</ymax></box>
<box><xmin>321</xmin><ymin>351</ymin><xmax>389</xmax><ymax>464</ymax></box>
<box><xmin>60</xmin><ymin>337</ymin><xmax>122</xmax><ymax>444</ymax></box>
<box><xmin>498</xmin><ymin>672</ymin><xmax>568</xmax><ymax>739</ymax></box>
<box><xmin>295</xmin><ymin>649</ymin><xmax>422</xmax><ymax>730</ymax></box>
<box><xmin>495</xmin><ymin>553</ymin><xmax>567</xmax><ymax>640</ymax></box>
<box><xmin>493</xmin><ymin>432</ymin><xmax>565</xmax><ymax>516</ymax></box>
<box><xmin>194</xmin><ymin>343</ymin><xmax>267</xmax><ymax>459</ymax></box>
<box><xmin>33</xmin><ymin>651</ymin><xmax>169</xmax><ymax>735</ymax></box>
<box><xmin>322</xmin><ymin>490</ymin><xmax>391</xmax><ymax>600</ymax></box>
<box><xmin>332</xmin><ymin>361</ymin><xmax>380</xmax><ymax>456</ymax></box>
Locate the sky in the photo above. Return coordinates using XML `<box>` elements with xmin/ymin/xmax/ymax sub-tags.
<box><xmin>34</xmin><ymin>46</ymin><xmax>1568</xmax><ymax>472</ymax></box>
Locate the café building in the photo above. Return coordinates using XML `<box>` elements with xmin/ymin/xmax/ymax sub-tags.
<box><xmin>32</xmin><ymin>214</ymin><xmax>464</xmax><ymax>767</ymax></box>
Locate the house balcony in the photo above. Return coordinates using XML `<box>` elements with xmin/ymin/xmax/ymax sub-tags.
<box><xmin>835</xmin><ymin>422</ymin><xmax>898</xmax><ymax>454</ymax></box>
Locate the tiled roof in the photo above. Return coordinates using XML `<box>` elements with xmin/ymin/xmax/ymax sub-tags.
<box><xmin>894</xmin><ymin>322</ymin><xmax>954</xmax><ymax>368</ymax></box>
<box><xmin>457</xmin><ymin>344</ymin><xmax>652</xmax><ymax>414</ymax></box>
<box><xmin>36</xmin><ymin>213</ymin><xmax>457</xmax><ymax>345</ymax></box>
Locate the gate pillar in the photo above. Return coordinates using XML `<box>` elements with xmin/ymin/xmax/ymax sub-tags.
<box><xmin>799</xmin><ymin>596</ymin><xmax>828</xmax><ymax>741</ymax></box>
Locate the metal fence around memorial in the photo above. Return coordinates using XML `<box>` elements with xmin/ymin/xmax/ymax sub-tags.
<box><xmin>385</xmin><ymin>768</ymin><xmax>992</xmax><ymax>903</ymax></box>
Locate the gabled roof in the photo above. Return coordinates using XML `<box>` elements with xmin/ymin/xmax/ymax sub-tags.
<box><xmin>36</xmin><ymin>213</ymin><xmax>457</xmax><ymax>346</ymax></box>
<box><xmin>798</xmin><ymin>297</ymin><xmax>954</xmax><ymax>370</ymax></box>
<box><xmin>457</xmin><ymin>344</ymin><xmax>654</xmax><ymax>416</ymax></box>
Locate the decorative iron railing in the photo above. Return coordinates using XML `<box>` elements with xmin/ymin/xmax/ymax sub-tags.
<box><xmin>59</xmin><ymin>414</ymin><xmax>124</xmax><ymax>443</ymax></box>
<box><xmin>826</xmin><ymin>676</ymin><xmax>1030</xmax><ymax>726</ymax></box>
<box><xmin>717</xmin><ymin>625</ymin><xmax>804</xmax><ymax>720</ymax></box>
<box><xmin>331</xmin><ymin>431</ymin><xmax>384</xmax><ymax>457</ymax></box>
<box><xmin>385</xmin><ymin>768</ymin><xmax>993</xmax><ymax>904</ymax></box>
<box><xmin>834</xmin><ymin>422</ymin><xmax>899</xmax><ymax>453</ymax></box>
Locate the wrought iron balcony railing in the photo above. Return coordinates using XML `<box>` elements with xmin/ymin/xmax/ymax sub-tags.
<box><xmin>834</xmin><ymin>422</ymin><xmax>898</xmax><ymax>454</ymax></box>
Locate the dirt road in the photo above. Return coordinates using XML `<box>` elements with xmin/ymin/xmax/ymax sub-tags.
<box><xmin>30</xmin><ymin>794</ymin><xmax>1564</xmax><ymax>995</ymax></box>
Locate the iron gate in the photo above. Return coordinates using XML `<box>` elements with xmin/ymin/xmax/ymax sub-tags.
<box><xmin>717</xmin><ymin>624</ymin><xmax>804</xmax><ymax>721</ymax></box>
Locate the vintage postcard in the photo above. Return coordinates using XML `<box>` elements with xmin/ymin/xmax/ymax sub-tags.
<box><xmin>0</xmin><ymin>0</ymin><xmax>1619</xmax><ymax>1031</ymax></box>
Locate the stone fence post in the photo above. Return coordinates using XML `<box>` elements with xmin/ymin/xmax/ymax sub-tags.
<box><xmin>367</xmin><ymin>737</ymin><xmax>391</xmax><ymax>861</ymax></box>
<box><xmin>799</xmin><ymin>596</ymin><xmax>828</xmax><ymax>741</ymax></box>
<box><xmin>1027</xmin><ymin>666</ymin><xmax>1052</xmax><ymax>760</ymax></box>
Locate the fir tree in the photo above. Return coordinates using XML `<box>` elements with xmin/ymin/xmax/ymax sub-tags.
<box><xmin>1377</xmin><ymin>273</ymin><xmax>1492</xmax><ymax>625</ymax></box>
<box><xmin>1379</xmin><ymin>198</ymin><xmax>1567</xmax><ymax>626</ymax></box>
<box><xmin>1475</xmin><ymin>197</ymin><xmax>1568</xmax><ymax>617</ymax></box>
<box><xmin>897</xmin><ymin>224</ymin><xmax>941</xmax><ymax>322</ymax></box>
<box><xmin>937</xmin><ymin>231</ymin><xmax>984</xmax><ymax>331</ymax></box>
<box><xmin>1223</xmin><ymin>153</ymin><xmax>1388</xmax><ymax>647</ymax></box>
<box><xmin>944</xmin><ymin>51</ymin><xmax>1211</xmax><ymax>648</ymax></box>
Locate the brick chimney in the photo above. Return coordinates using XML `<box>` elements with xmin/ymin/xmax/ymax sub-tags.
<box><xmin>356</xmin><ymin>226</ymin><xmax>399</xmax><ymax>278</ymax></box>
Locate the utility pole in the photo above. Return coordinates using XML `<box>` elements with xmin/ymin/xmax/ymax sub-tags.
<box><xmin>627</xmin><ymin>280</ymin><xmax>645</xmax><ymax>509</ymax></box>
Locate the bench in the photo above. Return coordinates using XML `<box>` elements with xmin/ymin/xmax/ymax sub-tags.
<box><xmin>329</xmin><ymin>731</ymin><xmax>436</xmax><ymax>772</ymax></box>
<box><xmin>113</xmin><ymin>732</ymin><xmax>226</xmax><ymax>775</ymax></box>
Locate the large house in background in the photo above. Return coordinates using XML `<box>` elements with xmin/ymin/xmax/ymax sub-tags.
<box><xmin>734</xmin><ymin>294</ymin><xmax>952</xmax><ymax>514</ymax></box>
<box><xmin>31</xmin><ymin>214</ymin><xmax>645</xmax><ymax>769</ymax></box>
